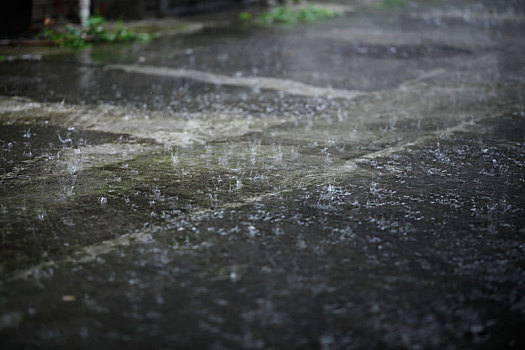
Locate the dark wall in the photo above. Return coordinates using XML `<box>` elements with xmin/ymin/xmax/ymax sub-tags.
<box><xmin>0</xmin><ymin>0</ymin><xmax>251</xmax><ymax>38</ymax></box>
<box><xmin>157</xmin><ymin>0</ymin><xmax>246</xmax><ymax>16</ymax></box>
<box><xmin>92</xmin><ymin>0</ymin><xmax>148</xmax><ymax>19</ymax></box>
<box><xmin>0</xmin><ymin>0</ymin><xmax>33</xmax><ymax>38</ymax></box>
<box><xmin>93</xmin><ymin>0</ymin><xmax>246</xmax><ymax>19</ymax></box>
<box><xmin>32</xmin><ymin>0</ymin><xmax>79</xmax><ymax>24</ymax></box>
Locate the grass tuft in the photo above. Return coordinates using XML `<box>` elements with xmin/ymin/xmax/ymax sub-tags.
<box><xmin>37</xmin><ymin>16</ymin><xmax>152</xmax><ymax>49</ymax></box>
<box><xmin>240</xmin><ymin>5</ymin><xmax>342</xmax><ymax>26</ymax></box>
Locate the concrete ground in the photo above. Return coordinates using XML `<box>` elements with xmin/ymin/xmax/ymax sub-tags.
<box><xmin>0</xmin><ymin>0</ymin><xmax>524</xmax><ymax>348</ymax></box>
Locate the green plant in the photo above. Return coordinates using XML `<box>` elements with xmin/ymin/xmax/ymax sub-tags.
<box><xmin>257</xmin><ymin>6</ymin><xmax>298</xmax><ymax>25</ymax></box>
<box><xmin>250</xmin><ymin>5</ymin><xmax>342</xmax><ymax>26</ymax></box>
<box><xmin>40</xmin><ymin>26</ymin><xmax>88</xmax><ymax>48</ymax></box>
<box><xmin>37</xmin><ymin>16</ymin><xmax>152</xmax><ymax>48</ymax></box>
<box><xmin>297</xmin><ymin>6</ymin><xmax>340</xmax><ymax>22</ymax></box>
<box><xmin>86</xmin><ymin>16</ymin><xmax>152</xmax><ymax>43</ymax></box>
<box><xmin>238</xmin><ymin>12</ymin><xmax>253</xmax><ymax>21</ymax></box>
<box><xmin>373</xmin><ymin>0</ymin><xmax>407</xmax><ymax>9</ymax></box>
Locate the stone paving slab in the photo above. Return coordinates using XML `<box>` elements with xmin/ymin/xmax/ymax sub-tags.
<box><xmin>0</xmin><ymin>1</ymin><xmax>524</xmax><ymax>348</ymax></box>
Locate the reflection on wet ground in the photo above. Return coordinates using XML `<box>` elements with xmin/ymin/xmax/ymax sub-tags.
<box><xmin>1</xmin><ymin>0</ymin><xmax>524</xmax><ymax>348</ymax></box>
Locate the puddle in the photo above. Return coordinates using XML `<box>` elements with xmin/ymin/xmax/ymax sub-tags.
<box><xmin>0</xmin><ymin>124</ymin><xmax>131</xmax><ymax>174</ymax></box>
<box><xmin>327</xmin><ymin>43</ymin><xmax>472</xmax><ymax>60</ymax></box>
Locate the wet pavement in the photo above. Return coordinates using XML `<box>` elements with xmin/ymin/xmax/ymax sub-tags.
<box><xmin>1</xmin><ymin>0</ymin><xmax>524</xmax><ymax>348</ymax></box>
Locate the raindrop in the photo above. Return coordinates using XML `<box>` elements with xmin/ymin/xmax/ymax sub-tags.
<box><xmin>171</xmin><ymin>152</ymin><xmax>179</xmax><ymax>166</ymax></box>
<box><xmin>230</xmin><ymin>271</ymin><xmax>238</xmax><ymax>282</ymax></box>
<box><xmin>58</xmin><ymin>131</ymin><xmax>72</xmax><ymax>144</ymax></box>
<box><xmin>248</xmin><ymin>225</ymin><xmax>259</xmax><ymax>237</ymax></box>
<box><xmin>273</xmin><ymin>227</ymin><xmax>284</xmax><ymax>236</ymax></box>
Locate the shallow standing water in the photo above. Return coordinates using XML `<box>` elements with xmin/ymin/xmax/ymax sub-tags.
<box><xmin>1</xmin><ymin>0</ymin><xmax>524</xmax><ymax>348</ymax></box>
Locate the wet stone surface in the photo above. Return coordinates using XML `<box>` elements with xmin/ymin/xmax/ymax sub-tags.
<box><xmin>1</xmin><ymin>0</ymin><xmax>525</xmax><ymax>349</ymax></box>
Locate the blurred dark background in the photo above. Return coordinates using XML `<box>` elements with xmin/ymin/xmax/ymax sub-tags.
<box><xmin>0</xmin><ymin>0</ymin><xmax>255</xmax><ymax>38</ymax></box>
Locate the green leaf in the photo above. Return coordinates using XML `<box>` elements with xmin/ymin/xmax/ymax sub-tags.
<box><xmin>238</xmin><ymin>12</ymin><xmax>252</xmax><ymax>21</ymax></box>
